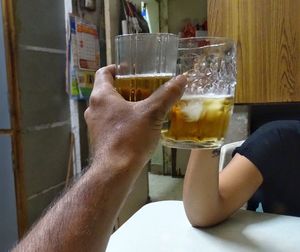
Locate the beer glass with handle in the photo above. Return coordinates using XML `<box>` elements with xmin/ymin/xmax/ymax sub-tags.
<box><xmin>161</xmin><ymin>37</ymin><xmax>237</xmax><ymax>149</ymax></box>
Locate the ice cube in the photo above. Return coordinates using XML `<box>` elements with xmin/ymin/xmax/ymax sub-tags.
<box><xmin>181</xmin><ymin>99</ymin><xmax>203</xmax><ymax>122</ymax></box>
<box><xmin>206</xmin><ymin>98</ymin><xmax>224</xmax><ymax>111</ymax></box>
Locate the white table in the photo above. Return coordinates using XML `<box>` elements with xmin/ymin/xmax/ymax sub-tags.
<box><xmin>106</xmin><ymin>200</ymin><xmax>300</xmax><ymax>252</ymax></box>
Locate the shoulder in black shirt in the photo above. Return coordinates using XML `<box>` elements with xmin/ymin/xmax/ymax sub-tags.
<box><xmin>233</xmin><ymin>120</ymin><xmax>300</xmax><ymax>216</ymax></box>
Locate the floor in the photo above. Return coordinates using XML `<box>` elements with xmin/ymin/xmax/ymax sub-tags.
<box><xmin>148</xmin><ymin>173</ymin><xmax>184</xmax><ymax>202</ymax></box>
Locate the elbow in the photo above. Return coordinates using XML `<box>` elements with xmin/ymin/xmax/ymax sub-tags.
<box><xmin>185</xmin><ymin>211</ymin><xmax>220</xmax><ymax>228</ymax></box>
<box><xmin>183</xmin><ymin>202</ymin><xmax>226</xmax><ymax>228</ymax></box>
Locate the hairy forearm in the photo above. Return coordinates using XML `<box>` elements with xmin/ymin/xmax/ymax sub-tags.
<box><xmin>13</xmin><ymin>151</ymin><xmax>142</xmax><ymax>252</ymax></box>
<box><xmin>183</xmin><ymin>149</ymin><xmax>223</xmax><ymax>227</ymax></box>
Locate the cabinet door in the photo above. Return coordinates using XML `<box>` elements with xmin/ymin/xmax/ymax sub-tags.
<box><xmin>208</xmin><ymin>0</ymin><xmax>300</xmax><ymax>104</ymax></box>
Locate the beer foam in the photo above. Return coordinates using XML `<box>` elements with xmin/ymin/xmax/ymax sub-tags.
<box><xmin>116</xmin><ymin>73</ymin><xmax>174</xmax><ymax>79</ymax></box>
<box><xmin>181</xmin><ymin>94</ymin><xmax>233</xmax><ymax>100</ymax></box>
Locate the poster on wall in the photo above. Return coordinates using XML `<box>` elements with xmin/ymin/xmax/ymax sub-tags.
<box><xmin>66</xmin><ymin>15</ymin><xmax>100</xmax><ymax>100</ymax></box>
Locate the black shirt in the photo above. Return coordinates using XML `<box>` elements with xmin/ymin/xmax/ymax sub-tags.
<box><xmin>233</xmin><ymin>120</ymin><xmax>300</xmax><ymax>217</ymax></box>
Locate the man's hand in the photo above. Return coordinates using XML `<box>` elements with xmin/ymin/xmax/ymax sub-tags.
<box><xmin>85</xmin><ymin>65</ymin><xmax>187</xmax><ymax>171</ymax></box>
<box><xmin>13</xmin><ymin>65</ymin><xmax>186</xmax><ymax>252</ymax></box>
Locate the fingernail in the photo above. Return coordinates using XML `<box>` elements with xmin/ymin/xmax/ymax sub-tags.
<box><xmin>175</xmin><ymin>74</ymin><xmax>187</xmax><ymax>81</ymax></box>
<box><xmin>175</xmin><ymin>75</ymin><xmax>187</xmax><ymax>87</ymax></box>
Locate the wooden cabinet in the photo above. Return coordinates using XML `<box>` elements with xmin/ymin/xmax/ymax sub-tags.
<box><xmin>208</xmin><ymin>0</ymin><xmax>300</xmax><ymax>103</ymax></box>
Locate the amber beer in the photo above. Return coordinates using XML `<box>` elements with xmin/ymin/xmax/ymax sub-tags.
<box><xmin>161</xmin><ymin>94</ymin><xmax>234</xmax><ymax>148</ymax></box>
<box><xmin>115</xmin><ymin>74</ymin><xmax>173</xmax><ymax>101</ymax></box>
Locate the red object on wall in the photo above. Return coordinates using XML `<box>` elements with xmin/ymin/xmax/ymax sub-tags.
<box><xmin>182</xmin><ymin>22</ymin><xmax>196</xmax><ymax>38</ymax></box>
<box><xmin>202</xmin><ymin>20</ymin><xmax>208</xmax><ymax>31</ymax></box>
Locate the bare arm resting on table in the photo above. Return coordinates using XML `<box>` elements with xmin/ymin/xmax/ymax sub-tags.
<box><xmin>13</xmin><ymin>65</ymin><xmax>187</xmax><ymax>252</ymax></box>
<box><xmin>183</xmin><ymin>150</ymin><xmax>263</xmax><ymax>227</ymax></box>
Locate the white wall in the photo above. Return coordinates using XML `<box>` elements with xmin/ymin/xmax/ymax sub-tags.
<box><xmin>130</xmin><ymin>0</ymin><xmax>208</xmax><ymax>34</ymax></box>
<box><xmin>168</xmin><ymin>0</ymin><xmax>207</xmax><ymax>34</ymax></box>
<box><xmin>146</xmin><ymin>1</ymin><xmax>159</xmax><ymax>33</ymax></box>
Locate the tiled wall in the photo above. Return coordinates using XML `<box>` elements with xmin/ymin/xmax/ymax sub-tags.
<box><xmin>14</xmin><ymin>0</ymin><xmax>109</xmax><ymax>228</ymax></box>
<box><xmin>0</xmin><ymin>2</ymin><xmax>18</xmax><ymax>249</ymax></box>
<box><xmin>15</xmin><ymin>0</ymin><xmax>71</xmax><ymax>227</ymax></box>
<box><xmin>0</xmin><ymin>137</ymin><xmax>19</xmax><ymax>251</ymax></box>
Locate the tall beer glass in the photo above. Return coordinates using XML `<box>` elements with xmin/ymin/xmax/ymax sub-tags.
<box><xmin>115</xmin><ymin>33</ymin><xmax>179</xmax><ymax>101</ymax></box>
<box><xmin>161</xmin><ymin>37</ymin><xmax>237</xmax><ymax>149</ymax></box>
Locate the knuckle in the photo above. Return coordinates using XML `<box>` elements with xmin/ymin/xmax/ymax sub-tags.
<box><xmin>84</xmin><ymin>108</ymin><xmax>90</xmax><ymax>121</ymax></box>
<box><xmin>96</xmin><ymin>66</ymin><xmax>109</xmax><ymax>77</ymax></box>
<box><xmin>166</xmin><ymin>81</ymin><xmax>183</xmax><ymax>97</ymax></box>
<box><xmin>145</xmin><ymin>102</ymin><xmax>166</xmax><ymax>122</ymax></box>
<box><xmin>95</xmin><ymin>69</ymin><xmax>105</xmax><ymax>80</ymax></box>
<box><xmin>89</xmin><ymin>91</ymin><xmax>102</xmax><ymax>107</ymax></box>
<box><xmin>95</xmin><ymin>69</ymin><xmax>101</xmax><ymax>78</ymax></box>
<box><xmin>95</xmin><ymin>67</ymin><xmax>104</xmax><ymax>76</ymax></box>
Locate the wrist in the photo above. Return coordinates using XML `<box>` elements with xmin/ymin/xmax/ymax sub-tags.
<box><xmin>191</xmin><ymin>148</ymin><xmax>220</xmax><ymax>158</ymax></box>
<box><xmin>90</xmin><ymin>144</ymin><xmax>144</xmax><ymax>178</ymax></box>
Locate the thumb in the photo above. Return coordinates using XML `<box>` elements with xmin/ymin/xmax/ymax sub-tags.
<box><xmin>145</xmin><ymin>75</ymin><xmax>187</xmax><ymax>114</ymax></box>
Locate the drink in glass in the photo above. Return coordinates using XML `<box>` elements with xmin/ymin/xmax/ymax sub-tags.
<box><xmin>115</xmin><ymin>33</ymin><xmax>178</xmax><ymax>101</ymax></box>
<box><xmin>161</xmin><ymin>37</ymin><xmax>237</xmax><ymax>149</ymax></box>
<box><xmin>114</xmin><ymin>74</ymin><xmax>173</xmax><ymax>101</ymax></box>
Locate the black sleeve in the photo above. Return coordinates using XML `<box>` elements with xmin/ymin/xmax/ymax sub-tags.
<box><xmin>232</xmin><ymin>120</ymin><xmax>300</xmax><ymax>179</ymax></box>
